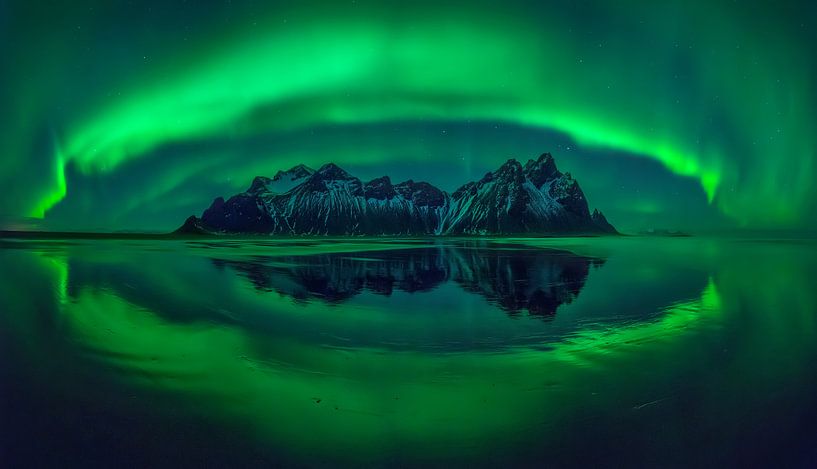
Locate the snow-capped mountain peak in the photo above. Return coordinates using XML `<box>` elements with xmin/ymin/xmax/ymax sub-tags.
<box><xmin>178</xmin><ymin>154</ymin><xmax>617</xmax><ymax>236</ymax></box>
<box><xmin>314</xmin><ymin>162</ymin><xmax>355</xmax><ymax>180</ymax></box>
<box><xmin>247</xmin><ymin>164</ymin><xmax>315</xmax><ymax>195</ymax></box>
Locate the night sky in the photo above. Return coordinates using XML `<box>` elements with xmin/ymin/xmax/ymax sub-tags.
<box><xmin>1</xmin><ymin>0</ymin><xmax>815</xmax><ymax>233</ymax></box>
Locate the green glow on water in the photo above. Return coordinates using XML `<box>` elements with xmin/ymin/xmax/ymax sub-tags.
<box><xmin>2</xmin><ymin>237</ymin><xmax>817</xmax><ymax>465</ymax></box>
<box><xmin>39</xmin><ymin>253</ymin><xmax>721</xmax><ymax>461</ymax></box>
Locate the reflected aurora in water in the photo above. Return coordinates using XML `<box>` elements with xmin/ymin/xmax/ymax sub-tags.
<box><xmin>2</xmin><ymin>237</ymin><xmax>817</xmax><ymax>466</ymax></box>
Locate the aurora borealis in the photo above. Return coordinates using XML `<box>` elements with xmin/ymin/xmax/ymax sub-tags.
<box><xmin>2</xmin><ymin>0</ymin><xmax>815</xmax><ymax>232</ymax></box>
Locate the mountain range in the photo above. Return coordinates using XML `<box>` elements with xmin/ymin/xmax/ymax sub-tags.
<box><xmin>177</xmin><ymin>152</ymin><xmax>616</xmax><ymax>235</ymax></box>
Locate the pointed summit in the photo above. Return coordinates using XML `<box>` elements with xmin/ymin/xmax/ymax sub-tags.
<box><xmin>282</xmin><ymin>164</ymin><xmax>314</xmax><ymax>179</ymax></box>
<box><xmin>498</xmin><ymin>158</ymin><xmax>523</xmax><ymax>172</ymax></box>
<box><xmin>495</xmin><ymin>159</ymin><xmax>526</xmax><ymax>185</ymax></box>
<box><xmin>394</xmin><ymin>180</ymin><xmax>446</xmax><ymax>207</ymax></box>
<box><xmin>525</xmin><ymin>152</ymin><xmax>561</xmax><ymax>188</ymax></box>
<box><xmin>315</xmin><ymin>162</ymin><xmax>354</xmax><ymax>180</ymax></box>
<box><xmin>499</xmin><ymin>158</ymin><xmax>522</xmax><ymax>169</ymax></box>
<box><xmin>591</xmin><ymin>209</ymin><xmax>617</xmax><ymax>233</ymax></box>
<box><xmin>247</xmin><ymin>176</ymin><xmax>273</xmax><ymax>194</ymax></box>
<box><xmin>177</xmin><ymin>152</ymin><xmax>616</xmax><ymax>235</ymax></box>
<box><xmin>248</xmin><ymin>164</ymin><xmax>314</xmax><ymax>194</ymax></box>
<box><xmin>364</xmin><ymin>176</ymin><xmax>396</xmax><ymax>200</ymax></box>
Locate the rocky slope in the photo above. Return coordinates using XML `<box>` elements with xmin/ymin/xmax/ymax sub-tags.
<box><xmin>177</xmin><ymin>153</ymin><xmax>616</xmax><ymax>235</ymax></box>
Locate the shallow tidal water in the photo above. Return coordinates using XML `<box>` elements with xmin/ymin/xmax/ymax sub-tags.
<box><xmin>1</xmin><ymin>236</ymin><xmax>817</xmax><ymax>467</ymax></box>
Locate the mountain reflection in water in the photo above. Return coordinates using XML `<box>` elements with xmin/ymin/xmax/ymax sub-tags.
<box><xmin>211</xmin><ymin>244</ymin><xmax>605</xmax><ymax>318</ymax></box>
<box><xmin>6</xmin><ymin>237</ymin><xmax>817</xmax><ymax>467</ymax></box>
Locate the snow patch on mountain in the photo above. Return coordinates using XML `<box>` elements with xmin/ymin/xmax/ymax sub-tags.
<box><xmin>177</xmin><ymin>153</ymin><xmax>617</xmax><ymax>236</ymax></box>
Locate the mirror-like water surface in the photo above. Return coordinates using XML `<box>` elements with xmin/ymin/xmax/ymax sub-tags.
<box><xmin>2</xmin><ymin>237</ymin><xmax>816</xmax><ymax>467</ymax></box>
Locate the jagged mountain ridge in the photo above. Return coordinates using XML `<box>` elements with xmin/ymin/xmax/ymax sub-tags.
<box><xmin>178</xmin><ymin>153</ymin><xmax>616</xmax><ymax>235</ymax></box>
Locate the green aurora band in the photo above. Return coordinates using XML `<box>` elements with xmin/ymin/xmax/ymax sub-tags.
<box><xmin>2</xmin><ymin>0</ymin><xmax>815</xmax><ymax>230</ymax></box>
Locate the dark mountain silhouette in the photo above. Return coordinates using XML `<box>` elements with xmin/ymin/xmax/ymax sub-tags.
<box><xmin>178</xmin><ymin>153</ymin><xmax>616</xmax><ymax>236</ymax></box>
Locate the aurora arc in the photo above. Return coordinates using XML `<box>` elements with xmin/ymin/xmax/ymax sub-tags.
<box><xmin>50</xmin><ymin>21</ymin><xmax>728</xmax><ymax>213</ymax></box>
<box><xmin>3</xmin><ymin>0</ymin><xmax>815</xmax><ymax>230</ymax></box>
